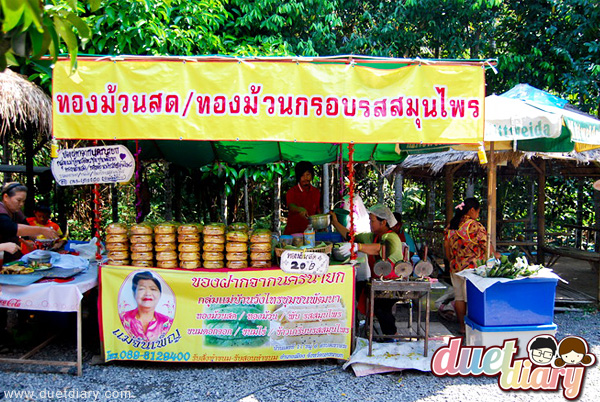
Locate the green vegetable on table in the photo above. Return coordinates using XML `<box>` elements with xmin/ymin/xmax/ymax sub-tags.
<box><xmin>474</xmin><ymin>251</ymin><xmax>544</xmax><ymax>279</ymax></box>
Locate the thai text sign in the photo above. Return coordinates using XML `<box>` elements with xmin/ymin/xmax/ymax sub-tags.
<box><xmin>100</xmin><ymin>265</ymin><xmax>354</xmax><ymax>363</ymax></box>
<box><xmin>280</xmin><ymin>250</ymin><xmax>330</xmax><ymax>275</ymax></box>
<box><xmin>51</xmin><ymin>145</ymin><xmax>135</xmax><ymax>185</ymax></box>
<box><xmin>53</xmin><ymin>60</ymin><xmax>484</xmax><ymax>144</ymax></box>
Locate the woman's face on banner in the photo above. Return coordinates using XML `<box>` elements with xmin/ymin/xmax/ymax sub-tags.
<box><xmin>135</xmin><ymin>279</ymin><xmax>161</xmax><ymax>310</ymax></box>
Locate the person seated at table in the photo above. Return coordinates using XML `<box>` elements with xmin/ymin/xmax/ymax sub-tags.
<box><xmin>283</xmin><ymin>161</ymin><xmax>321</xmax><ymax>235</ymax></box>
<box><xmin>0</xmin><ymin>182</ymin><xmax>59</xmax><ymax>262</ymax></box>
<box><xmin>120</xmin><ymin>271</ymin><xmax>173</xmax><ymax>343</ymax></box>
<box><xmin>331</xmin><ymin>204</ymin><xmax>406</xmax><ymax>340</ymax></box>
<box><xmin>26</xmin><ymin>203</ymin><xmax>66</xmax><ymax>250</ymax></box>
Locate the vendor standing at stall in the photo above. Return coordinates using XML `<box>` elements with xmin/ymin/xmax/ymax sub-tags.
<box><xmin>283</xmin><ymin>161</ymin><xmax>321</xmax><ymax>235</ymax></box>
<box><xmin>0</xmin><ymin>182</ymin><xmax>59</xmax><ymax>262</ymax></box>
<box><xmin>445</xmin><ymin>197</ymin><xmax>497</xmax><ymax>334</ymax></box>
<box><xmin>331</xmin><ymin>204</ymin><xmax>406</xmax><ymax>340</ymax></box>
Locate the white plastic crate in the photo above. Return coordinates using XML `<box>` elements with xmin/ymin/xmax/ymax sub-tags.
<box><xmin>464</xmin><ymin>316</ymin><xmax>557</xmax><ymax>358</ymax></box>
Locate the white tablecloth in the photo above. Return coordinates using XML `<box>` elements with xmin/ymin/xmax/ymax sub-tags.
<box><xmin>0</xmin><ymin>264</ymin><xmax>98</xmax><ymax>312</ymax></box>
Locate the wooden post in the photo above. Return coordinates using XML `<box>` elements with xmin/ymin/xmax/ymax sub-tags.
<box><xmin>527</xmin><ymin>176</ymin><xmax>535</xmax><ymax>241</ymax></box>
<box><xmin>2</xmin><ymin>134</ymin><xmax>11</xmax><ymax>183</ymax></box>
<box><xmin>486</xmin><ymin>142</ymin><xmax>497</xmax><ymax>257</ymax></box>
<box><xmin>466</xmin><ymin>175</ymin><xmax>475</xmax><ymax>198</ymax></box>
<box><xmin>537</xmin><ymin>159</ymin><xmax>546</xmax><ymax>264</ymax></box>
<box><xmin>445</xmin><ymin>166</ymin><xmax>454</xmax><ymax>227</ymax></box>
<box><xmin>426</xmin><ymin>180</ymin><xmax>435</xmax><ymax>226</ymax></box>
<box><xmin>394</xmin><ymin>170</ymin><xmax>404</xmax><ymax>213</ymax></box>
<box><xmin>576</xmin><ymin>179</ymin><xmax>583</xmax><ymax>249</ymax></box>
<box><xmin>24</xmin><ymin>129</ymin><xmax>35</xmax><ymax>215</ymax></box>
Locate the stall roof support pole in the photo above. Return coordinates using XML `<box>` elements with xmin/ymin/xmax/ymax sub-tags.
<box><xmin>486</xmin><ymin>142</ymin><xmax>497</xmax><ymax>257</ymax></box>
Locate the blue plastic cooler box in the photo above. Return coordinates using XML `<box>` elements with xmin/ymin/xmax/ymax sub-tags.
<box><xmin>466</xmin><ymin>277</ymin><xmax>557</xmax><ymax>326</ymax></box>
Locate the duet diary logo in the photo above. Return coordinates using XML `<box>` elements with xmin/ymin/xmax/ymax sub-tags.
<box><xmin>430</xmin><ymin>335</ymin><xmax>596</xmax><ymax>400</ymax></box>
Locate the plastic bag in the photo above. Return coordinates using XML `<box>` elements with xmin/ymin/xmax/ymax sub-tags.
<box><xmin>70</xmin><ymin>237</ymin><xmax>104</xmax><ymax>261</ymax></box>
<box><xmin>342</xmin><ymin>194</ymin><xmax>370</xmax><ymax>233</ymax></box>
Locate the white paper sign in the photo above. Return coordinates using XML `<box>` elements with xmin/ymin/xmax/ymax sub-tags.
<box><xmin>51</xmin><ymin>145</ymin><xmax>135</xmax><ymax>186</ymax></box>
<box><xmin>280</xmin><ymin>250</ymin><xmax>329</xmax><ymax>275</ymax></box>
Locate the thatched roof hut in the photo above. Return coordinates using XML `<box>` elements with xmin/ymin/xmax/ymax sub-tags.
<box><xmin>399</xmin><ymin>148</ymin><xmax>600</xmax><ymax>176</ymax></box>
<box><xmin>0</xmin><ymin>68</ymin><xmax>52</xmax><ymax>140</ymax></box>
<box><xmin>0</xmin><ymin>68</ymin><xmax>53</xmax><ymax>213</ymax></box>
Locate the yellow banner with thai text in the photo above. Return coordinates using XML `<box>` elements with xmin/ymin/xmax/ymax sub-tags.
<box><xmin>53</xmin><ymin>60</ymin><xmax>484</xmax><ymax>144</ymax></box>
<box><xmin>99</xmin><ymin>265</ymin><xmax>354</xmax><ymax>363</ymax></box>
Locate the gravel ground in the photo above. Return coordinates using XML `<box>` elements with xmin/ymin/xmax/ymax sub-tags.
<box><xmin>0</xmin><ymin>309</ymin><xmax>598</xmax><ymax>402</ymax></box>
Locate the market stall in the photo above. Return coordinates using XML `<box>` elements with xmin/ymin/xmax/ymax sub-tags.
<box><xmin>50</xmin><ymin>55</ymin><xmax>488</xmax><ymax>363</ymax></box>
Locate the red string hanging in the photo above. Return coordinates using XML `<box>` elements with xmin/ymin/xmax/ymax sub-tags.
<box><xmin>134</xmin><ymin>140</ymin><xmax>143</xmax><ymax>223</ymax></box>
<box><xmin>92</xmin><ymin>140</ymin><xmax>102</xmax><ymax>260</ymax></box>
<box><xmin>347</xmin><ymin>144</ymin><xmax>356</xmax><ymax>261</ymax></box>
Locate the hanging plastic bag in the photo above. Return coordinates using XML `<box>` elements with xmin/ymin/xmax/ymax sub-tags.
<box><xmin>343</xmin><ymin>194</ymin><xmax>370</xmax><ymax>233</ymax></box>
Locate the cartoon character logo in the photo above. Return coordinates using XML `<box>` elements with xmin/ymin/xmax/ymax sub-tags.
<box><xmin>552</xmin><ymin>336</ymin><xmax>596</xmax><ymax>368</ymax></box>
<box><xmin>527</xmin><ymin>335</ymin><xmax>557</xmax><ymax>366</ymax></box>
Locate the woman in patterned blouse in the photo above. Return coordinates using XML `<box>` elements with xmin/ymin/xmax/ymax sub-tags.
<box><xmin>445</xmin><ymin>198</ymin><xmax>488</xmax><ymax>334</ymax></box>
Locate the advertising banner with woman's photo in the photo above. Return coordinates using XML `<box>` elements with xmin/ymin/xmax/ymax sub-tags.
<box><xmin>99</xmin><ymin>265</ymin><xmax>354</xmax><ymax>363</ymax></box>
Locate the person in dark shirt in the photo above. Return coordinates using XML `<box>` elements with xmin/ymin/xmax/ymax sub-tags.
<box><xmin>0</xmin><ymin>182</ymin><xmax>59</xmax><ymax>262</ymax></box>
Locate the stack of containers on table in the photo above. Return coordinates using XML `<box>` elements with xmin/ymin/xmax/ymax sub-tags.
<box><xmin>249</xmin><ymin>228</ymin><xmax>272</xmax><ymax>268</ymax></box>
<box><xmin>178</xmin><ymin>224</ymin><xmax>202</xmax><ymax>269</ymax></box>
<box><xmin>465</xmin><ymin>275</ymin><xmax>559</xmax><ymax>358</ymax></box>
<box><xmin>203</xmin><ymin>223</ymin><xmax>226</xmax><ymax>269</ymax></box>
<box><xmin>105</xmin><ymin>222</ymin><xmax>130</xmax><ymax>265</ymax></box>
<box><xmin>130</xmin><ymin>223</ymin><xmax>154</xmax><ymax>268</ymax></box>
<box><xmin>154</xmin><ymin>223</ymin><xmax>178</xmax><ymax>268</ymax></box>
<box><xmin>226</xmin><ymin>223</ymin><xmax>249</xmax><ymax>269</ymax></box>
